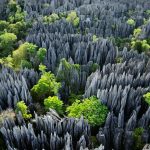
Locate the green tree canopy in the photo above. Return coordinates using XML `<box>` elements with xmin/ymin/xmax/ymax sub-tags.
<box><xmin>0</xmin><ymin>32</ymin><xmax>17</xmax><ymax>57</ymax></box>
<box><xmin>66</xmin><ymin>96</ymin><xmax>108</xmax><ymax>126</ymax></box>
<box><xmin>44</xmin><ymin>96</ymin><xmax>63</xmax><ymax>114</ymax></box>
<box><xmin>16</xmin><ymin>101</ymin><xmax>32</xmax><ymax>119</ymax></box>
<box><xmin>31</xmin><ymin>66</ymin><xmax>61</xmax><ymax>101</ymax></box>
<box><xmin>66</xmin><ymin>11</ymin><xmax>79</xmax><ymax>27</ymax></box>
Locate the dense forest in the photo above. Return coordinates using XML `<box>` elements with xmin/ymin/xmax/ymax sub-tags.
<box><xmin>0</xmin><ymin>0</ymin><xmax>150</xmax><ymax>149</ymax></box>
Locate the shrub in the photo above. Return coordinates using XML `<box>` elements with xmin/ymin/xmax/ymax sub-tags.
<box><xmin>12</xmin><ymin>42</ymin><xmax>37</xmax><ymax>68</ymax></box>
<box><xmin>56</xmin><ymin>58</ymin><xmax>80</xmax><ymax>94</ymax></box>
<box><xmin>31</xmin><ymin>67</ymin><xmax>61</xmax><ymax>100</ymax></box>
<box><xmin>37</xmin><ymin>48</ymin><xmax>46</xmax><ymax>62</ymax></box>
<box><xmin>131</xmin><ymin>40</ymin><xmax>150</xmax><ymax>53</ymax></box>
<box><xmin>0</xmin><ymin>55</ymin><xmax>14</xmax><ymax>68</ymax></box>
<box><xmin>39</xmin><ymin>64</ymin><xmax>47</xmax><ymax>73</ymax></box>
<box><xmin>0</xmin><ymin>32</ymin><xmax>17</xmax><ymax>57</ymax></box>
<box><xmin>43</xmin><ymin>13</ymin><xmax>59</xmax><ymax>23</ymax></box>
<box><xmin>90</xmin><ymin>63</ymin><xmax>99</xmax><ymax>72</ymax></box>
<box><xmin>143</xmin><ymin>92</ymin><xmax>150</xmax><ymax>105</ymax></box>
<box><xmin>127</xmin><ymin>19</ymin><xmax>135</xmax><ymax>26</ymax></box>
<box><xmin>92</xmin><ymin>35</ymin><xmax>99</xmax><ymax>42</ymax></box>
<box><xmin>133</xmin><ymin>28</ymin><xmax>142</xmax><ymax>38</ymax></box>
<box><xmin>0</xmin><ymin>20</ymin><xmax>9</xmax><ymax>32</ymax></box>
<box><xmin>146</xmin><ymin>10</ymin><xmax>150</xmax><ymax>15</ymax></box>
<box><xmin>66</xmin><ymin>96</ymin><xmax>108</xmax><ymax>126</ymax></box>
<box><xmin>21</xmin><ymin>60</ymin><xmax>32</xmax><ymax>69</ymax></box>
<box><xmin>68</xmin><ymin>93</ymin><xmax>83</xmax><ymax>104</ymax></box>
<box><xmin>44</xmin><ymin>96</ymin><xmax>63</xmax><ymax>114</ymax></box>
<box><xmin>133</xmin><ymin>127</ymin><xmax>144</xmax><ymax>150</ymax></box>
<box><xmin>16</xmin><ymin>101</ymin><xmax>32</xmax><ymax>119</ymax></box>
<box><xmin>66</xmin><ymin>11</ymin><xmax>79</xmax><ymax>27</ymax></box>
<box><xmin>8</xmin><ymin>21</ymin><xmax>28</xmax><ymax>39</ymax></box>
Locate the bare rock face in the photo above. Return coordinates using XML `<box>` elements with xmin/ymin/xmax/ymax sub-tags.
<box><xmin>85</xmin><ymin>50</ymin><xmax>150</xmax><ymax>149</ymax></box>
<box><xmin>1</xmin><ymin>113</ymin><xmax>91</xmax><ymax>150</ymax></box>
<box><xmin>0</xmin><ymin>65</ymin><xmax>39</xmax><ymax>110</ymax></box>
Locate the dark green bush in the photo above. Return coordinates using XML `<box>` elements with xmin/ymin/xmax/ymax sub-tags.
<box><xmin>133</xmin><ymin>127</ymin><xmax>144</xmax><ymax>150</ymax></box>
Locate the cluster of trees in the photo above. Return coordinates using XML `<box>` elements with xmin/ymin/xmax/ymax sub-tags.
<box><xmin>13</xmin><ymin>64</ymin><xmax>108</xmax><ymax>127</ymax></box>
<box><xmin>130</xmin><ymin>27</ymin><xmax>150</xmax><ymax>53</ymax></box>
<box><xmin>43</xmin><ymin>13</ymin><xmax>60</xmax><ymax>24</ymax></box>
<box><xmin>0</xmin><ymin>0</ymin><xmax>31</xmax><ymax>57</ymax></box>
<box><xmin>66</xmin><ymin>11</ymin><xmax>80</xmax><ymax>27</ymax></box>
<box><xmin>0</xmin><ymin>42</ymin><xmax>46</xmax><ymax>69</ymax></box>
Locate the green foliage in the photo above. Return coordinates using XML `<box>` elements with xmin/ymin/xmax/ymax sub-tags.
<box><xmin>133</xmin><ymin>28</ymin><xmax>142</xmax><ymax>38</ymax></box>
<box><xmin>16</xmin><ymin>101</ymin><xmax>32</xmax><ymax>119</ymax></box>
<box><xmin>143</xmin><ymin>92</ymin><xmax>150</xmax><ymax>105</ymax></box>
<box><xmin>39</xmin><ymin>64</ymin><xmax>47</xmax><ymax>73</ymax></box>
<box><xmin>8</xmin><ymin>1</ymin><xmax>25</xmax><ymax>23</ymax></box>
<box><xmin>133</xmin><ymin>127</ymin><xmax>144</xmax><ymax>150</ymax></box>
<box><xmin>131</xmin><ymin>40</ymin><xmax>150</xmax><ymax>53</ymax></box>
<box><xmin>0</xmin><ymin>32</ymin><xmax>17</xmax><ymax>57</ymax></box>
<box><xmin>44</xmin><ymin>96</ymin><xmax>63</xmax><ymax>114</ymax></box>
<box><xmin>127</xmin><ymin>19</ymin><xmax>135</xmax><ymax>26</ymax></box>
<box><xmin>66</xmin><ymin>96</ymin><xmax>108</xmax><ymax>126</ymax></box>
<box><xmin>37</xmin><ymin>48</ymin><xmax>47</xmax><ymax>62</ymax></box>
<box><xmin>57</xmin><ymin>58</ymin><xmax>80</xmax><ymax>83</ymax></box>
<box><xmin>42</xmin><ymin>3</ymin><xmax>50</xmax><ymax>8</ymax></box>
<box><xmin>0</xmin><ymin>55</ymin><xmax>14</xmax><ymax>68</ymax></box>
<box><xmin>113</xmin><ymin>37</ymin><xmax>131</xmax><ymax>49</ymax></box>
<box><xmin>8</xmin><ymin>0</ymin><xmax>17</xmax><ymax>12</ymax></box>
<box><xmin>116</xmin><ymin>57</ymin><xmax>123</xmax><ymax>63</ymax></box>
<box><xmin>68</xmin><ymin>93</ymin><xmax>83</xmax><ymax>105</ymax></box>
<box><xmin>31</xmin><ymin>68</ymin><xmax>61</xmax><ymax>101</ymax></box>
<box><xmin>90</xmin><ymin>63</ymin><xmax>99</xmax><ymax>72</ymax></box>
<box><xmin>0</xmin><ymin>21</ymin><xmax>9</xmax><ymax>32</ymax></box>
<box><xmin>0</xmin><ymin>42</ymin><xmax>46</xmax><ymax>70</ymax></box>
<box><xmin>7</xmin><ymin>21</ymin><xmax>28</xmax><ymax>39</ymax></box>
<box><xmin>92</xmin><ymin>35</ymin><xmax>99</xmax><ymax>42</ymax></box>
<box><xmin>43</xmin><ymin>13</ymin><xmax>60</xmax><ymax>23</ymax></box>
<box><xmin>66</xmin><ymin>11</ymin><xmax>79</xmax><ymax>27</ymax></box>
<box><xmin>12</xmin><ymin>42</ymin><xmax>37</xmax><ymax>68</ymax></box>
<box><xmin>59</xmin><ymin>12</ymin><xmax>67</xmax><ymax>18</ymax></box>
<box><xmin>146</xmin><ymin>10</ymin><xmax>150</xmax><ymax>15</ymax></box>
<box><xmin>21</xmin><ymin>60</ymin><xmax>32</xmax><ymax>69</ymax></box>
<box><xmin>57</xmin><ymin>58</ymin><xmax>80</xmax><ymax>94</ymax></box>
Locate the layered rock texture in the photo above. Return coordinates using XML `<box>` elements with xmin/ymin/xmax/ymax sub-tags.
<box><xmin>0</xmin><ymin>0</ymin><xmax>150</xmax><ymax>149</ymax></box>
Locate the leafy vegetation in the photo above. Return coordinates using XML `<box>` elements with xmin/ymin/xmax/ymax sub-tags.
<box><xmin>0</xmin><ymin>0</ymin><xmax>150</xmax><ymax>149</ymax></box>
<box><xmin>0</xmin><ymin>32</ymin><xmax>17</xmax><ymax>57</ymax></box>
<box><xmin>43</xmin><ymin>13</ymin><xmax>60</xmax><ymax>24</ymax></box>
<box><xmin>133</xmin><ymin>127</ymin><xmax>144</xmax><ymax>150</ymax></box>
<box><xmin>143</xmin><ymin>92</ymin><xmax>150</xmax><ymax>105</ymax></box>
<box><xmin>131</xmin><ymin>40</ymin><xmax>150</xmax><ymax>53</ymax></box>
<box><xmin>16</xmin><ymin>101</ymin><xmax>32</xmax><ymax>119</ymax></box>
<box><xmin>66</xmin><ymin>11</ymin><xmax>79</xmax><ymax>27</ymax></box>
<box><xmin>44</xmin><ymin>96</ymin><xmax>63</xmax><ymax>114</ymax></box>
<box><xmin>66</xmin><ymin>96</ymin><xmax>108</xmax><ymax>126</ymax></box>
<box><xmin>127</xmin><ymin>19</ymin><xmax>135</xmax><ymax>26</ymax></box>
<box><xmin>32</xmin><ymin>65</ymin><xmax>61</xmax><ymax>101</ymax></box>
<box><xmin>92</xmin><ymin>35</ymin><xmax>99</xmax><ymax>42</ymax></box>
<box><xmin>37</xmin><ymin>48</ymin><xmax>47</xmax><ymax>62</ymax></box>
<box><xmin>57</xmin><ymin>58</ymin><xmax>80</xmax><ymax>94</ymax></box>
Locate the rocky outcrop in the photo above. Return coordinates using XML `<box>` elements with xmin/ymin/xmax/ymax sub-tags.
<box><xmin>0</xmin><ymin>65</ymin><xmax>39</xmax><ymax>110</ymax></box>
